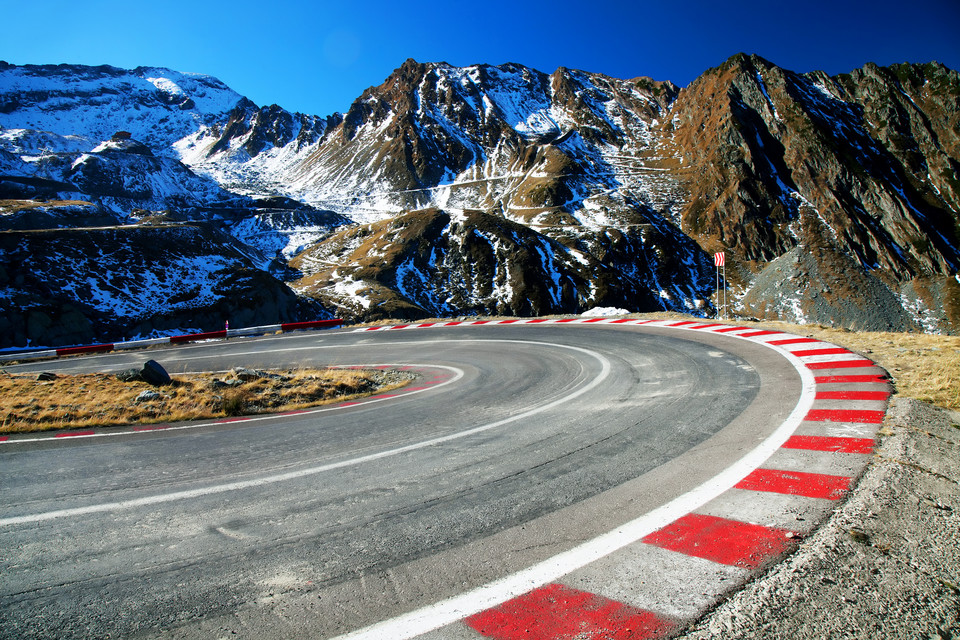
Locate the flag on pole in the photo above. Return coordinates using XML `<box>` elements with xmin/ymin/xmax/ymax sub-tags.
<box><xmin>715</xmin><ymin>251</ymin><xmax>726</xmax><ymax>319</ymax></box>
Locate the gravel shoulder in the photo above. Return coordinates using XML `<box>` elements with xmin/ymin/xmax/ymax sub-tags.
<box><xmin>677</xmin><ymin>397</ymin><xmax>960</xmax><ymax>639</ymax></box>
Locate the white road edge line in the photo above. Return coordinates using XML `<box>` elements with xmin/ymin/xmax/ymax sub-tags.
<box><xmin>0</xmin><ymin>340</ymin><xmax>610</xmax><ymax>527</ymax></box>
<box><xmin>328</xmin><ymin>333</ymin><xmax>818</xmax><ymax>640</ymax></box>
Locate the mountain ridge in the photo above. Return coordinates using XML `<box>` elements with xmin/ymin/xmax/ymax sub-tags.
<box><xmin>1</xmin><ymin>54</ymin><xmax>958</xmax><ymax>347</ymax></box>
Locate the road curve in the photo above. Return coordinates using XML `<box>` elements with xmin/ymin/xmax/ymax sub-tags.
<box><xmin>0</xmin><ymin>319</ymin><xmax>890</xmax><ymax>639</ymax></box>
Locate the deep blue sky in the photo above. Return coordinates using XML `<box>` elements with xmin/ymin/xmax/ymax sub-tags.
<box><xmin>3</xmin><ymin>0</ymin><xmax>959</xmax><ymax>117</ymax></box>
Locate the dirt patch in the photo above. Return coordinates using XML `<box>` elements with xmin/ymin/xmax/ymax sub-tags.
<box><xmin>0</xmin><ymin>367</ymin><xmax>415</xmax><ymax>434</ymax></box>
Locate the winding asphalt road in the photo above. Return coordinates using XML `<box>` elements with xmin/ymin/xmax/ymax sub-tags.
<box><xmin>0</xmin><ymin>322</ymin><xmax>806</xmax><ymax>639</ymax></box>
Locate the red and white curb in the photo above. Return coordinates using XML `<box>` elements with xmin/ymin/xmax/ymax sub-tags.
<box><xmin>0</xmin><ymin>319</ymin><xmax>344</xmax><ymax>363</ymax></box>
<box><xmin>339</xmin><ymin>317</ymin><xmax>891</xmax><ymax>640</ymax></box>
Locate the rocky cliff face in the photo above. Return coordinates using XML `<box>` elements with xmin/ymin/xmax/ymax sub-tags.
<box><xmin>1</xmin><ymin>55</ymin><xmax>958</xmax><ymax>345</ymax></box>
<box><xmin>663</xmin><ymin>55</ymin><xmax>960</xmax><ymax>331</ymax></box>
<box><xmin>289</xmin><ymin>207</ymin><xmax>698</xmax><ymax>320</ymax></box>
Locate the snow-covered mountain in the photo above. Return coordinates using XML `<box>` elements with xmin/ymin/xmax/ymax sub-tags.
<box><xmin>1</xmin><ymin>56</ymin><xmax>958</xmax><ymax>347</ymax></box>
<box><xmin>0</xmin><ymin>62</ymin><xmax>243</xmax><ymax>152</ymax></box>
<box><xmin>179</xmin><ymin>60</ymin><xmax>685</xmax><ymax>225</ymax></box>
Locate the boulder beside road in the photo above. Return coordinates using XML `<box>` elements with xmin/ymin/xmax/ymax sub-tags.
<box><xmin>116</xmin><ymin>359</ymin><xmax>171</xmax><ymax>386</ymax></box>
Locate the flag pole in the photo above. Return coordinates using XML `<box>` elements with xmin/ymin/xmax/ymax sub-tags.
<box><xmin>714</xmin><ymin>251</ymin><xmax>725</xmax><ymax>320</ymax></box>
<box><xmin>722</xmin><ymin>259</ymin><xmax>727</xmax><ymax>320</ymax></box>
<box><xmin>715</xmin><ymin>258</ymin><xmax>720</xmax><ymax>319</ymax></box>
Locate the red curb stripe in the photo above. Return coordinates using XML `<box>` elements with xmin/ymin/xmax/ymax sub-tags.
<box><xmin>56</xmin><ymin>343</ymin><xmax>115</xmax><ymax>356</ymax></box>
<box><xmin>526</xmin><ymin>318</ymin><xmax>550</xmax><ymax>323</ymax></box>
<box><xmin>583</xmin><ymin>318</ymin><xmax>607</xmax><ymax>323</ymax></box>
<box><xmin>643</xmin><ymin>514</ymin><xmax>795</xmax><ymax>569</ymax></box>
<box><xmin>465</xmin><ymin>583</ymin><xmax>675</xmax><ymax>640</ymax></box>
<box><xmin>738</xmin><ymin>330</ymin><xmax>781</xmax><ymax>337</ymax></box>
<box><xmin>554</xmin><ymin>318</ymin><xmax>579</xmax><ymax>323</ymax></box>
<box><xmin>815</xmin><ymin>390</ymin><xmax>891</xmax><ymax>401</ymax></box>
<box><xmin>55</xmin><ymin>430</ymin><xmax>96</xmax><ymax>438</ymax></box>
<box><xmin>669</xmin><ymin>321</ymin><xmax>698</xmax><ymax>327</ymax></box>
<box><xmin>279</xmin><ymin>319</ymin><xmax>344</xmax><ymax>331</ymax></box>
<box><xmin>792</xmin><ymin>347</ymin><xmax>853</xmax><ymax>357</ymax></box>
<box><xmin>609</xmin><ymin>318</ymin><xmax>636</xmax><ymax>323</ymax></box>
<box><xmin>805</xmin><ymin>409</ymin><xmax>886</xmax><ymax>424</ymax></box>
<box><xmin>767</xmin><ymin>337</ymin><xmax>820</xmax><ymax>346</ymax></box>
<box><xmin>783</xmin><ymin>435</ymin><xmax>875</xmax><ymax>454</ymax></box>
<box><xmin>0</xmin><ymin>436</ymin><xmax>8</xmax><ymax>442</ymax></box>
<box><xmin>713</xmin><ymin>326</ymin><xmax>749</xmax><ymax>332</ymax></box>
<box><xmin>170</xmin><ymin>330</ymin><xmax>227</xmax><ymax>344</ymax></box>
<box><xmin>815</xmin><ymin>374</ymin><xmax>888</xmax><ymax>384</ymax></box>
<box><xmin>690</xmin><ymin>323</ymin><xmax>724</xmax><ymax>330</ymax></box>
<box><xmin>735</xmin><ymin>468</ymin><xmax>852</xmax><ymax>500</ymax></box>
<box><xmin>805</xmin><ymin>359</ymin><xmax>875</xmax><ymax>370</ymax></box>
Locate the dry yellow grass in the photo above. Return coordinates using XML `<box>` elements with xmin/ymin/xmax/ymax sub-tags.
<box><xmin>733</xmin><ymin>320</ymin><xmax>960</xmax><ymax>410</ymax></box>
<box><xmin>0</xmin><ymin>367</ymin><xmax>412</xmax><ymax>434</ymax></box>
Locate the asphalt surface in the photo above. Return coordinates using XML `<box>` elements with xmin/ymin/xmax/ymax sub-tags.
<box><xmin>0</xmin><ymin>323</ymin><xmax>801</xmax><ymax>639</ymax></box>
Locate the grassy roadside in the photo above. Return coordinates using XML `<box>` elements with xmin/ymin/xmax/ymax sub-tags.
<box><xmin>0</xmin><ymin>367</ymin><xmax>413</xmax><ymax>435</ymax></box>
<box><xmin>724</xmin><ymin>319</ymin><xmax>960</xmax><ymax>410</ymax></box>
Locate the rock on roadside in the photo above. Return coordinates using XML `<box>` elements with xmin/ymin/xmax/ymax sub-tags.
<box><xmin>116</xmin><ymin>359</ymin><xmax>172</xmax><ymax>386</ymax></box>
<box><xmin>676</xmin><ymin>397</ymin><xmax>960</xmax><ymax>639</ymax></box>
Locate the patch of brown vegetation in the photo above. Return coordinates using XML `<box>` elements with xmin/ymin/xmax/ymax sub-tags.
<box><xmin>0</xmin><ymin>367</ymin><xmax>413</xmax><ymax>434</ymax></box>
<box><xmin>740</xmin><ymin>320</ymin><xmax>960</xmax><ymax>409</ymax></box>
